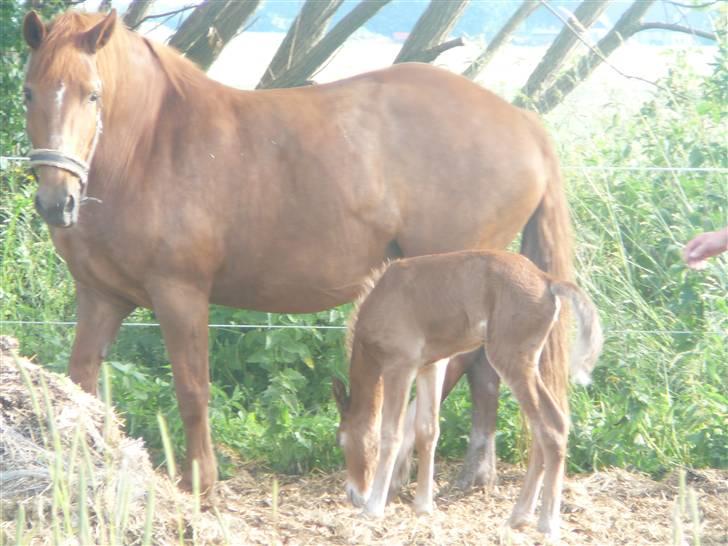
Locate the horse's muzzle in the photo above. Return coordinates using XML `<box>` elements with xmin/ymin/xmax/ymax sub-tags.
<box><xmin>35</xmin><ymin>192</ymin><xmax>77</xmax><ymax>227</ymax></box>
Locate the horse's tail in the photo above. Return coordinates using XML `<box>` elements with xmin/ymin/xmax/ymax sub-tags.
<box><xmin>520</xmin><ymin>139</ymin><xmax>574</xmax><ymax>411</ymax></box>
<box><xmin>550</xmin><ymin>281</ymin><xmax>604</xmax><ymax>386</ymax></box>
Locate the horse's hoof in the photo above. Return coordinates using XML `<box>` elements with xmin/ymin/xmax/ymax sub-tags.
<box><xmin>413</xmin><ymin>501</ymin><xmax>434</xmax><ymax>516</ymax></box>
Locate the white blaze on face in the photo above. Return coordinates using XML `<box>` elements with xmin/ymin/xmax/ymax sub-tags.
<box><xmin>50</xmin><ymin>82</ymin><xmax>66</xmax><ymax>149</ymax></box>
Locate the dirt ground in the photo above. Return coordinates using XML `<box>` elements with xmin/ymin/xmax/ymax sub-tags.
<box><xmin>1</xmin><ymin>338</ymin><xmax>725</xmax><ymax>545</ymax></box>
<box><xmin>208</xmin><ymin>462</ymin><xmax>727</xmax><ymax>545</ymax></box>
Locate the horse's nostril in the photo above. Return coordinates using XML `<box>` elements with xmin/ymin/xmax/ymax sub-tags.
<box><xmin>64</xmin><ymin>194</ymin><xmax>75</xmax><ymax>214</ymax></box>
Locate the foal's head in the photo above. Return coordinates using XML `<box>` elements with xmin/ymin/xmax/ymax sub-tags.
<box><xmin>332</xmin><ymin>378</ymin><xmax>381</xmax><ymax>507</ymax></box>
<box><xmin>23</xmin><ymin>10</ymin><xmax>117</xmax><ymax>227</ymax></box>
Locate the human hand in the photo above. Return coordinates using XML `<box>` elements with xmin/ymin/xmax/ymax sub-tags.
<box><xmin>682</xmin><ymin>227</ymin><xmax>728</xmax><ymax>270</ymax></box>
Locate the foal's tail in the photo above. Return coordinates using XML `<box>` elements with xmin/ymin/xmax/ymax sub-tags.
<box><xmin>550</xmin><ymin>281</ymin><xmax>604</xmax><ymax>386</ymax></box>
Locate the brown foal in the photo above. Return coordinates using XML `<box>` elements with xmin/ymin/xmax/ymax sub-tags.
<box><xmin>334</xmin><ymin>250</ymin><xmax>603</xmax><ymax>540</ymax></box>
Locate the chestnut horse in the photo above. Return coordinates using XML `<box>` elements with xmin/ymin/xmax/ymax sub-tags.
<box><xmin>22</xmin><ymin>9</ymin><xmax>572</xmax><ymax>493</ymax></box>
<box><xmin>333</xmin><ymin>250</ymin><xmax>602</xmax><ymax>539</ymax></box>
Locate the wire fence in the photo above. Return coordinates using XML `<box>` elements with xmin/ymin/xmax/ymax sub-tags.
<box><xmin>2</xmin><ymin>155</ymin><xmax>727</xmax><ymax>174</ymax></box>
<box><xmin>1</xmin><ymin>319</ymin><xmax>724</xmax><ymax>337</ymax></box>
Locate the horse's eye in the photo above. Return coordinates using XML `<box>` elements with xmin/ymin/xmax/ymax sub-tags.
<box><xmin>23</xmin><ymin>88</ymin><xmax>32</xmax><ymax>103</ymax></box>
<box><xmin>89</xmin><ymin>91</ymin><xmax>100</xmax><ymax>103</ymax></box>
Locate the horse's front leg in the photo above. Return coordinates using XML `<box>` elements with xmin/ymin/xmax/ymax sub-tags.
<box><xmin>150</xmin><ymin>283</ymin><xmax>216</xmax><ymax>493</ymax></box>
<box><xmin>69</xmin><ymin>284</ymin><xmax>135</xmax><ymax>394</ymax></box>
<box><xmin>412</xmin><ymin>358</ymin><xmax>448</xmax><ymax>515</ymax></box>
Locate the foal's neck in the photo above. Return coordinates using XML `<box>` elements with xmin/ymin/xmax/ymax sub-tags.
<box><xmin>349</xmin><ymin>343</ymin><xmax>384</xmax><ymax>428</ymax></box>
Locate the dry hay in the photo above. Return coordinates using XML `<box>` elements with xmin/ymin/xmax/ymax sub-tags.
<box><xmin>0</xmin><ymin>336</ymin><xmax>264</xmax><ymax>545</ymax></box>
<box><xmin>215</xmin><ymin>463</ymin><xmax>727</xmax><ymax>545</ymax></box>
<box><xmin>2</xmin><ymin>336</ymin><xmax>726</xmax><ymax>545</ymax></box>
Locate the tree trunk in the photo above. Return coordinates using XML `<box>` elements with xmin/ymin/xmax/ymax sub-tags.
<box><xmin>515</xmin><ymin>0</ymin><xmax>610</xmax><ymax>105</ymax></box>
<box><xmin>168</xmin><ymin>0</ymin><xmax>261</xmax><ymax>70</ymax></box>
<box><xmin>462</xmin><ymin>0</ymin><xmax>539</xmax><ymax>80</ymax></box>
<box><xmin>260</xmin><ymin>0</ymin><xmax>392</xmax><ymax>89</ymax></box>
<box><xmin>394</xmin><ymin>0</ymin><xmax>469</xmax><ymax>64</ymax></box>
<box><xmin>534</xmin><ymin>0</ymin><xmax>656</xmax><ymax>114</ymax></box>
<box><xmin>258</xmin><ymin>0</ymin><xmax>344</xmax><ymax>88</ymax></box>
<box><xmin>123</xmin><ymin>0</ymin><xmax>155</xmax><ymax>29</ymax></box>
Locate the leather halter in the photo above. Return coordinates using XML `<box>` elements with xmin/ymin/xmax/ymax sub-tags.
<box><xmin>27</xmin><ymin>109</ymin><xmax>102</xmax><ymax>197</ymax></box>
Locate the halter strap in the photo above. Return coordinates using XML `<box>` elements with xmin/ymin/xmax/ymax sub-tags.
<box><xmin>28</xmin><ymin>105</ymin><xmax>102</xmax><ymax>198</ymax></box>
<box><xmin>28</xmin><ymin>149</ymin><xmax>90</xmax><ymax>187</ymax></box>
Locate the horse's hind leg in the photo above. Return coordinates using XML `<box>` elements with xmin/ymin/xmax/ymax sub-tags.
<box><xmin>455</xmin><ymin>347</ymin><xmax>500</xmax><ymax>490</ymax></box>
<box><xmin>364</xmin><ymin>365</ymin><xmax>417</xmax><ymax>517</ymax></box>
<box><xmin>151</xmin><ymin>283</ymin><xmax>217</xmax><ymax>494</ymax></box>
<box><xmin>413</xmin><ymin>358</ymin><xmax>448</xmax><ymax>514</ymax></box>
<box><xmin>69</xmin><ymin>285</ymin><xmax>135</xmax><ymax>394</ymax></box>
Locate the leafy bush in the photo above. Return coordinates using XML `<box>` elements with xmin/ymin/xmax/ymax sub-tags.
<box><xmin>2</xmin><ymin>38</ymin><xmax>725</xmax><ymax>477</ymax></box>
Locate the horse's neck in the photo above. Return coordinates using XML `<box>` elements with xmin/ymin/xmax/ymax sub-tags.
<box><xmin>92</xmin><ymin>36</ymin><xmax>170</xmax><ymax>189</ymax></box>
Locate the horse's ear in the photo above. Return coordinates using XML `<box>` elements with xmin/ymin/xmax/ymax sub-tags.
<box><xmin>82</xmin><ymin>9</ymin><xmax>117</xmax><ymax>54</ymax></box>
<box><xmin>24</xmin><ymin>11</ymin><xmax>46</xmax><ymax>49</ymax></box>
<box><xmin>332</xmin><ymin>378</ymin><xmax>350</xmax><ymax>415</ymax></box>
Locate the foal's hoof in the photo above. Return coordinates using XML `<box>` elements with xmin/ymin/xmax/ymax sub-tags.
<box><xmin>507</xmin><ymin>512</ymin><xmax>534</xmax><ymax>530</ymax></box>
<box><xmin>537</xmin><ymin>519</ymin><xmax>561</xmax><ymax>543</ymax></box>
<box><xmin>413</xmin><ymin>501</ymin><xmax>435</xmax><ymax>516</ymax></box>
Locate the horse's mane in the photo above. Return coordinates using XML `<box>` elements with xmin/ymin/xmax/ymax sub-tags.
<box><xmin>42</xmin><ymin>11</ymin><xmax>212</xmax><ymax>100</ymax></box>
<box><xmin>345</xmin><ymin>261</ymin><xmax>396</xmax><ymax>359</ymax></box>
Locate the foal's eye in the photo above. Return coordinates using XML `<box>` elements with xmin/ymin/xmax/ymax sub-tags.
<box><xmin>89</xmin><ymin>91</ymin><xmax>100</xmax><ymax>103</ymax></box>
<box><xmin>23</xmin><ymin>88</ymin><xmax>32</xmax><ymax>103</ymax></box>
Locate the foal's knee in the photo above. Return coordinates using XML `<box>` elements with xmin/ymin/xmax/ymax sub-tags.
<box><xmin>415</xmin><ymin>419</ymin><xmax>440</xmax><ymax>453</ymax></box>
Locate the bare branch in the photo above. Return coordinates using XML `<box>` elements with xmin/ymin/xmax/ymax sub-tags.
<box><xmin>462</xmin><ymin>1</ymin><xmax>539</xmax><ymax>80</ymax></box>
<box><xmin>666</xmin><ymin>0</ymin><xmax>721</xmax><ymax>9</ymax></box>
<box><xmin>261</xmin><ymin>0</ymin><xmax>392</xmax><ymax>89</ymax></box>
<box><xmin>636</xmin><ymin>21</ymin><xmax>717</xmax><ymax>40</ymax></box>
<box><xmin>394</xmin><ymin>0</ymin><xmax>469</xmax><ymax>64</ymax></box>
<box><xmin>123</xmin><ymin>0</ymin><xmax>155</xmax><ymax>29</ymax></box>
<box><xmin>258</xmin><ymin>0</ymin><xmax>344</xmax><ymax>89</ymax></box>
<box><xmin>514</xmin><ymin>0</ymin><xmax>610</xmax><ymax>106</ymax></box>
<box><xmin>533</xmin><ymin>0</ymin><xmax>657</xmax><ymax>114</ymax></box>
<box><xmin>132</xmin><ymin>4</ymin><xmax>199</xmax><ymax>31</ymax></box>
<box><xmin>182</xmin><ymin>1</ymin><xmax>262</xmax><ymax>70</ymax></box>
<box><xmin>417</xmin><ymin>37</ymin><xmax>465</xmax><ymax>63</ymax></box>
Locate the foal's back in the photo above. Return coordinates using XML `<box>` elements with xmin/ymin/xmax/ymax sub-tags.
<box><xmin>353</xmin><ymin>250</ymin><xmax>557</xmax><ymax>365</ymax></box>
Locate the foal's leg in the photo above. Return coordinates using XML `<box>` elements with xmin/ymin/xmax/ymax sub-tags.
<box><xmin>413</xmin><ymin>358</ymin><xmax>448</xmax><ymax>514</ymax></box>
<box><xmin>69</xmin><ymin>284</ymin><xmax>135</xmax><ymax>394</ymax></box>
<box><xmin>504</xmin><ymin>358</ymin><xmax>568</xmax><ymax>540</ymax></box>
<box><xmin>151</xmin><ymin>283</ymin><xmax>216</xmax><ymax>494</ymax></box>
<box><xmin>455</xmin><ymin>347</ymin><xmax>501</xmax><ymax>490</ymax></box>
<box><xmin>533</xmin><ymin>379</ymin><xmax>568</xmax><ymax>539</ymax></box>
<box><xmin>364</xmin><ymin>367</ymin><xmax>416</xmax><ymax>517</ymax></box>
<box><xmin>389</xmin><ymin>352</ymin><xmax>472</xmax><ymax>499</ymax></box>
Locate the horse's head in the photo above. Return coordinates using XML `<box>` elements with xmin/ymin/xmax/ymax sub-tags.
<box><xmin>23</xmin><ymin>10</ymin><xmax>117</xmax><ymax>227</ymax></box>
<box><xmin>332</xmin><ymin>378</ymin><xmax>379</xmax><ymax>508</ymax></box>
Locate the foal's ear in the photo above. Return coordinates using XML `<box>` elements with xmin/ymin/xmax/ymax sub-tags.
<box><xmin>24</xmin><ymin>11</ymin><xmax>46</xmax><ymax>50</ymax></box>
<box><xmin>82</xmin><ymin>9</ymin><xmax>117</xmax><ymax>54</ymax></box>
<box><xmin>332</xmin><ymin>378</ymin><xmax>350</xmax><ymax>414</ymax></box>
